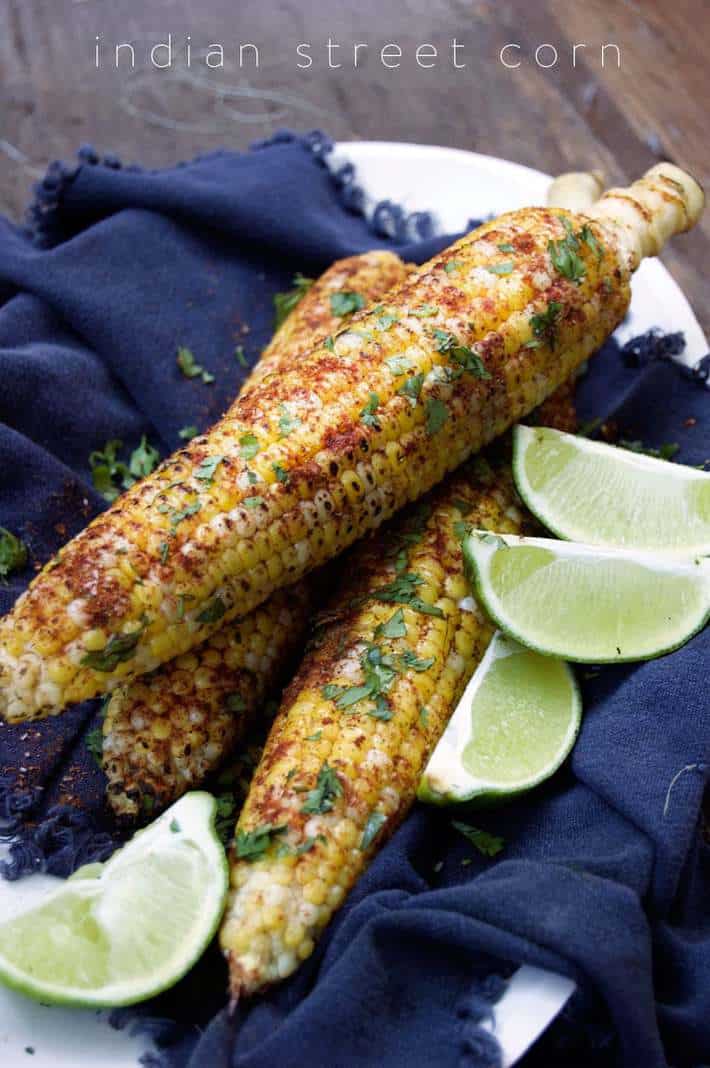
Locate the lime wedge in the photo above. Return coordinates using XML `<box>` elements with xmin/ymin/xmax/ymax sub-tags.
<box><xmin>513</xmin><ymin>424</ymin><xmax>710</xmax><ymax>556</ymax></box>
<box><xmin>463</xmin><ymin>532</ymin><xmax>710</xmax><ymax>663</ymax></box>
<box><xmin>419</xmin><ymin>631</ymin><xmax>581</xmax><ymax>805</ymax></box>
<box><xmin>0</xmin><ymin>792</ymin><xmax>227</xmax><ymax>1007</ymax></box>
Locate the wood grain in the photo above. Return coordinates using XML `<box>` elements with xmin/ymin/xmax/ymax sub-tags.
<box><xmin>0</xmin><ymin>0</ymin><xmax>707</xmax><ymax>332</ymax></box>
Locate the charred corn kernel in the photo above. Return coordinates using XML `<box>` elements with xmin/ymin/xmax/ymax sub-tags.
<box><xmin>3</xmin><ymin>169</ymin><xmax>703</xmax><ymax>722</ymax></box>
<box><xmin>102</xmin><ymin>582</ymin><xmax>313</xmax><ymax>820</ymax></box>
<box><xmin>220</xmin><ymin>451</ymin><xmax>546</xmax><ymax>997</ymax></box>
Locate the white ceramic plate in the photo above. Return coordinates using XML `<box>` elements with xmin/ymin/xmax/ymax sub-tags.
<box><xmin>0</xmin><ymin>141</ymin><xmax>706</xmax><ymax>1068</ymax></box>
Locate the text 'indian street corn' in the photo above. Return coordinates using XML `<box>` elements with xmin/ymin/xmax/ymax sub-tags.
<box><xmin>103</xmin><ymin>250</ymin><xmax>411</xmax><ymax>819</ymax></box>
<box><xmin>0</xmin><ymin>163</ymin><xmax>702</xmax><ymax>722</ymax></box>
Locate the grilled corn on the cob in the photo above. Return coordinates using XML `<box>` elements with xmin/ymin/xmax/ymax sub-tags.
<box><xmin>103</xmin><ymin>251</ymin><xmax>410</xmax><ymax>819</ymax></box>
<box><xmin>219</xmin><ymin>454</ymin><xmax>530</xmax><ymax>994</ymax></box>
<box><xmin>0</xmin><ymin>164</ymin><xmax>702</xmax><ymax>723</ymax></box>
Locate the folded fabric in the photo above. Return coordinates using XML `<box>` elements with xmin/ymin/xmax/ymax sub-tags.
<box><xmin>0</xmin><ymin>132</ymin><xmax>708</xmax><ymax>1068</ymax></box>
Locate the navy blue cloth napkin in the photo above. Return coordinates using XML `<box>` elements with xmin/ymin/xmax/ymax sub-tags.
<box><xmin>0</xmin><ymin>132</ymin><xmax>708</xmax><ymax>1068</ymax></box>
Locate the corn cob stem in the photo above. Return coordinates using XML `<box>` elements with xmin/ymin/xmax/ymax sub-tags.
<box><xmin>0</xmin><ymin>166</ymin><xmax>702</xmax><ymax>723</ymax></box>
<box><xmin>103</xmin><ymin>252</ymin><xmax>410</xmax><ymax>819</ymax></box>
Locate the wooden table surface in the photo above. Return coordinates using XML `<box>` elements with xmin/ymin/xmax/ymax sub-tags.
<box><xmin>1</xmin><ymin>0</ymin><xmax>708</xmax><ymax>334</ymax></box>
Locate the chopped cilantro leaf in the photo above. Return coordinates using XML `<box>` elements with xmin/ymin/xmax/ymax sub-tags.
<box><xmin>386</xmin><ymin>355</ymin><xmax>414</xmax><ymax>375</ymax></box>
<box><xmin>244</xmin><ymin>496</ymin><xmax>265</xmax><ymax>508</ymax></box>
<box><xmin>278</xmin><ymin>403</ymin><xmax>302</xmax><ymax>437</ymax></box>
<box><xmin>360</xmin><ymin>392</ymin><xmax>381</xmax><ymax>430</ymax></box>
<box><xmin>330</xmin><ymin>290</ymin><xmax>366</xmax><ymax>316</ymax></box>
<box><xmin>360</xmin><ymin>810</ymin><xmax>387</xmax><ymax>850</ymax></box>
<box><xmin>376</xmin><ymin>312</ymin><xmax>399</xmax><ymax>329</ymax></box>
<box><xmin>197</xmin><ymin>596</ymin><xmax>227</xmax><ymax>624</ymax></box>
<box><xmin>372</xmin><ymin>571</ymin><xmax>445</xmax><ymax>618</ymax></box>
<box><xmin>411</xmin><ymin>304</ymin><xmax>438</xmax><ymax>317</ymax></box>
<box><xmin>323</xmin><ymin>335</ymin><xmax>335</xmax><ymax>352</ymax></box>
<box><xmin>497</xmin><ymin>242</ymin><xmax>515</xmax><ymax>252</ymax></box>
<box><xmin>619</xmin><ymin>439</ymin><xmax>679</xmax><ymax>461</ymax></box>
<box><xmin>580</xmin><ymin>224</ymin><xmax>603</xmax><ymax>261</ymax></box>
<box><xmin>89</xmin><ymin>439</ymin><xmax>131</xmax><ymax>502</ymax></box>
<box><xmin>234</xmin><ymin>345</ymin><xmax>248</xmax><ymax>367</ymax></box>
<box><xmin>399</xmin><ymin>650</ymin><xmax>435</xmax><ymax>672</ymax></box>
<box><xmin>444</xmin><ymin>260</ymin><xmax>462</xmax><ymax>273</ymax></box>
<box><xmin>301</xmin><ymin>762</ymin><xmax>343</xmax><ymax>814</ymax></box>
<box><xmin>226</xmin><ymin>692</ymin><xmax>247</xmax><ymax>712</ymax></box>
<box><xmin>397</xmin><ymin>373</ymin><xmax>424</xmax><ymax>405</ymax></box>
<box><xmin>239</xmin><ymin>432</ymin><xmax>260</xmax><ymax>460</ymax></box>
<box><xmin>375</xmin><ymin>608</ymin><xmax>407</xmax><ymax>639</ymax></box>
<box><xmin>179</xmin><ymin>425</ymin><xmax>198</xmax><ymax>441</ymax></box>
<box><xmin>170</xmin><ymin>819</ymin><xmax>181</xmax><ymax>833</ymax></box>
<box><xmin>527</xmin><ymin>301</ymin><xmax>563</xmax><ymax>350</ymax></box>
<box><xmin>0</xmin><ymin>527</ymin><xmax>27</xmax><ymax>580</ymax></box>
<box><xmin>305</xmin><ymin>730</ymin><xmax>322</xmax><ymax>742</ymax></box>
<box><xmin>195</xmin><ymin>455</ymin><xmax>224</xmax><ymax>484</ymax></box>
<box><xmin>235</xmin><ymin>823</ymin><xmax>288</xmax><ymax>860</ymax></box>
<box><xmin>85</xmin><ymin>724</ymin><xmax>104</xmax><ymax>765</ymax></box>
<box><xmin>176</xmin><ymin>346</ymin><xmax>202</xmax><ymax>378</ymax></box>
<box><xmin>548</xmin><ymin>224</ymin><xmax>586</xmax><ymax>284</ymax></box>
<box><xmin>419</xmin><ymin>706</ymin><xmax>429</xmax><ymax>726</ymax></box>
<box><xmin>426</xmin><ymin>397</ymin><xmax>449</xmax><ymax>435</ymax></box>
<box><xmin>452</xmin><ymin>819</ymin><xmax>505</xmax><ymax>857</ymax></box>
<box><xmin>272</xmin><ymin>462</ymin><xmax>289</xmax><ymax>483</ymax></box>
<box><xmin>81</xmin><ymin>621</ymin><xmax>147</xmax><ymax>672</ymax></box>
<box><xmin>486</xmin><ymin>261</ymin><xmax>514</xmax><ymax>275</ymax></box>
<box><xmin>273</xmin><ymin>274</ymin><xmax>313</xmax><ymax>329</ymax></box>
<box><xmin>129</xmin><ymin>435</ymin><xmax>160</xmax><ymax>480</ymax></box>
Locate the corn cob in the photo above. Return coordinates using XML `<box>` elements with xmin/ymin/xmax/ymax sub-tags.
<box><xmin>218</xmin><ymin>453</ymin><xmax>532</xmax><ymax>994</ymax></box>
<box><xmin>219</xmin><ymin>388</ymin><xmax>577</xmax><ymax>997</ymax></box>
<box><xmin>103</xmin><ymin>251</ymin><xmax>410</xmax><ymax>819</ymax></box>
<box><xmin>0</xmin><ymin>165</ymin><xmax>702</xmax><ymax>723</ymax></box>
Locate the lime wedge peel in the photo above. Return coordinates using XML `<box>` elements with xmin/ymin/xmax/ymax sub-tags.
<box><xmin>513</xmin><ymin>424</ymin><xmax>710</xmax><ymax>557</ymax></box>
<box><xmin>419</xmin><ymin>631</ymin><xmax>581</xmax><ymax>806</ymax></box>
<box><xmin>0</xmin><ymin>792</ymin><xmax>228</xmax><ymax>1008</ymax></box>
<box><xmin>463</xmin><ymin>532</ymin><xmax>710</xmax><ymax>664</ymax></box>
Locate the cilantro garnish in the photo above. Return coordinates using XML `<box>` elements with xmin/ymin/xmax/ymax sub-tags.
<box><xmin>301</xmin><ymin>762</ymin><xmax>343</xmax><ymax>815</ymax></box>
<box><xmin>432</xmin><ymin>329</ymin><xmax>489</xmax><ymax>379</ymax></box>
<box><xmin>239</xmin><ymin>432</ymin><xmax>260</xmax><ymax>460</ymax></box>
<box><xmin>526</xmin><ymin>301</ymin><xmax>563</xmax><ymax>350</ymax></box>
<box><xmin>244</xmin><ymin>496</ymin><xmax>265</xmax><ymax>508</ymax></box>
<box><xmin>444</xmin><ymin>260</ymin><xmax>462</xmax><ymax>273</ymax></box>
<box><xmin>548</xmin><ymin>220</ymin><xmax>587</xmax><ymax>285</ymax></box>
<box><xmin>360</xmin><ymin>392</ymin><xmax>381</xmax><ymax>430</ymax></box>
<box><xmin>195</xmin><ymin>455</ymin><xmax>224</xmax><ymax>484</ymax></box>
<box><xmin>129</xmin><ymin>435</ymin><xmax>160</xmax><ymax>480</ymax></box>
<box><xmin>177</xmin><ymin>347</ymin><xmax>214</xmax><ymax>384</ymax></box>
<box><xmin>452</xmin><ymin>819</ymin><xmax>505</xmax><ymax>857</ymax></box>
<box><xmin>85</xmin><ymin>723</ymin><xmax>104</xmax><ymax>765</ymax></box>
<box><xmin>397</xmin><ymin>374</ymin><xmax>424</xmax><ymax>405</ymax></box>
<box><xmin>419</xmin><ymin>706</ymin><xmax>429</xmax><ymax>726</ymax></box>
<box><xmin>235</xmin><ymin>822</ymin><xmax>288</xmax><ymax>860</ymax></box>
<box><xmin>426</xmin><ymin>397</ymin><xmax>449</xmax><ymax>435</ymax></box>
<box><xmin>386</xmin><ymin>355</ymin><xmax>414</xmax><ymax>375</ymax></box>
<box><xmin>272</xmin><ymin>462</ymin><xmax>289</xmax><ymax>483</ymax></box>
<box><xmin>179</xmin><ymin>425</ymin><xmax>198</xmax><ymax>441</ymax></box>
<box><xmin>330</xmin><ymin>291</ymin><xmax>365</xmax><ymax>316</ymax></box>
<box><xmin>81</xmin><ymin>620</ymin><xmax>147</xmax><ymax>672</ymax></box>
<box><xmin>399</xmin><ymin>650</ymin><xmax>435</xmax><ymax>672</ymax></box>
<box><xmin>360</xmin><ymin>811</ymin><xmax>387</xmax><ymax>850</ymax></box>
<box><xmin>376</xmin><ymin>312</ymin><xmax>399</xmax><ymax>329</ymax></box>
<box><xmin>497</xmin><ymin>243</ymin><xmax>515</xmax><ymax>253</ymax></box>
<box><xmin>411</xmin><ymin>304</ymin><xmax>438</xmax><ymax>317</ymax></box>
<box><xmin>323</xmin><ymin>335</ymin><xmax>335</xmax><ymax>352</ymax></box>
<box><xmin>278</xmin><ymin>403</ymin><xmax>301</xmax><ymax>437</ymax></box>
<box><xmin>170</xmin><ymin>819</ymin><xmax>181</xmax><ymax>833</ymax></box>
<box><xmin>372</xmin><ymin>571</ymin><xmax>444</xmax><ymax>618</ymax></box>
<box><xmin>226</xmin><ymin>692</ymin><xmax>247</xmax><ymax>712</ymax></box>
<box><xmin>579</xmin><ymin>224</ymin><xmax>604</xmax><ymax>261</ymax></box>
<box><xmin>196</xmin><ymin>595</ymin><xmax>227</xmax><ymax>624</ymax></box>
<box><xmin>0</xmin><ymin>527</ymin><xmax>27</xmax><ymax>581</ymax></box>
<box><xmin>375</xmin><ymin>608</ymin><xmax>407</xmax><ymax>639</ymax></box>
<box><xmin>234</xmin><ymin>345</ymin><xmax>248</xmax><ymax>367</ymax></box>
<box><xmin>273</xmin><ymin>273</ymin><xmax>314</xmax><ymax>329</ymax></box>
<box><xmin>486</xmin><ymin>262</ymin><xmax>514</xmax><ymax>275</ymax></box>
